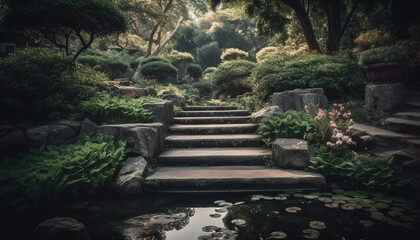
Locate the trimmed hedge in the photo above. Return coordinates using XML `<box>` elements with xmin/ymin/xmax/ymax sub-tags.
<box><xmin>253</xmin><ymin>53</ymin><xmax>365</xmax><ymax>100</ymax></box>
<box><xmin>213</xmin><ymin>60</ymin><xmax>256</xmax><ymax>96</ymax></box>
<box><xmin>140</xmin><ymin>60</ymin><xmax>178</xmax><ymax>84</ymax></box>
<box><xmin>187</xmin><ymin>63</ymin><xmax>202</xmax><ymax>79</ymax></box>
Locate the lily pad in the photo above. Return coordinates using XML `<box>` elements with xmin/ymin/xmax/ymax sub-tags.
<box><xmin>293</xmin><ymin>193</ymin><xmax>304</xmax><ymax>198</ymax></box>
<box><xmin>234</xmin><ymin>201</ymin><xmax>245</xmax><ymax>206</ymax></box>
<box><xmin>365</xmin><ymin>207</ymin><xmax>378</xmax><ymax>212</ymax></box>
<box><xmin>390</xmin><ymin>207</ymin><xmax>404</xmax><ymax>212</ymax></box>
<box><xmin>219</xmin><ymin>202</ymin><xmax>233</xmax><ymax>207</ymax></box>
<box><xmin>309</xmin><ymin>221</ymin><xmax>326</xmax><ymax>230</ymax></box>
<box><xmin>286</xmin><ymin>206</ymin><xmax>302</xmax><ymax>213</ymax></box>
<box><xmin>325</xmin><ymin>203</ymin><xmax>339</xmax><ymax>208</ymax></box>
<box><xmin>202</xmin><ymin>225</ymin><xmax>221</xmax><ymax>232</ymax></box>
<box><xmin>388</xmin><ymin>211</ymin><xmax>403</xmax><ymax>217</ymax></box>
<box><xmin>360</xmin><ymin>220</ymin><xmax>375</xmax><ymax>227</ymax></box>
<box><xmin>302</xmin><ymin>229</ymin><xmax>320</xmax><ymax>239</ymax></box>
<box><xmin>231</xmin><ymin>219</ymin><xmax>246</xmax><ymax>226</ymax></box>
<box><xmin>318</xmin><ymin>197</ymin><xmax>333</xmax><ymax>203</ymax></box>
<box><xmin>374</xmin><ymin>202</ymin><xmax>390</xmax><ymax>209</ymax></box>
<box><xmin>263</xmin><ymin>196</ymin><xmax>274</xmax><ymax>200</ymax></box>
<box><xmin>400</xmin><ymin>216</ymin><xmax>415</xmax><ymax>222</ymax></box>
<box><xmin>209</xmin><ymin>213</ymin><xmax>222</xmax><ymax>218</ymax></box>
<box><xmin>274</xmin><ymin>196</ymin><xmax>287</xmax><ymax>200</ymax></box>
<box><xmin>333</xmin><ymin>200</ymin><xmax>346</xmax><ymax>204</ymax></box>
<box><xmin>380</xmin><ymin>199</ymin><xmax>393</xmax><ymax>203</ymax></box>
<box><xmin>270</xmin><ymin>231</ymin><xmax>287</xmax><ymax>239</ymax></box>
<box><xmin>215</xmin><ymin>208</ymin><xmax>227</xmax><ymax>213</ymax></box>
<box><xmin>214</xmin><ymin>200</ymin><xmax>226</xmax><ymax>204</ymax></box>
<box><xmin>277</xmin><ymin>193</ymin><xmax>290</xmax><ymax>197</ymax></box>
<box><xmin>304</xmin><ymin>195</ymin><xmax>319</xmax><ymax>199</ymax></box>
<box><xmin>341</xmin><ymin>204</ymin><xmax>355</xmax><ymax>211</ymax></box>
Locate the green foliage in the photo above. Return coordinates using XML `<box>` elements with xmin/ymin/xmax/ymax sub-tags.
<box><xmin>221</xmin><ymin>48</ymin><xmax>249</xmax><ymax>62</ymax></box>
<box><xmin>253</xmin><ymin>53</ymin><xmax>365</xmax><ymax>100</ymax></box>
<box><xmin>196</xmin><ymin>41</ymin><xmax>223</xmax><ymax>69</ymax></box>
<box><xmin>187</xmin><ymin>63</ymin><xmax>203</xmax><ymax>79</ymax></box>
<box><xmin>264</xmin><ymin>155</ymin><xmax>277</xmax><ymax>168</ymax></box>
<box><xmin>358</xmin><ymin>46</ymin><xmax>408</xmax><ymax>66</ymax></box>
<box><xmin>178</xmin><ymin>84</ymin><xmax>200</xmax><ymax>97</ymax></box>
<box><xmin>73</xmin><ymin>62</ymin><xmax>110</xmax><ymax>84</ymax></box>
<box><xmin>203</xmin><ymin>67</ymin><xmax>217</xmax><ymax>75</ymax></box>
<box><xmin>140</xmin><ymin>56</ymin><xmax>171</xmax><ymax>65</ymax></box>
<box><xmin>78</xmin><ymin>49</ymin><xmax>137</xmax><ymax>79</ymax></box>
<box><xmin>256</xmin><ymin>46</ymin><xmax>283</xmax><ymax>62</ymax></box>
<box><xmin>173</xmin><ymin>106</ymin><xmax>182</xmax><ymax>117</ymax></box>
<box><xmin>213</xmin><ymin>60</ymin><xmax>256</xmax><ymax>96</ymax></box>
<box><xmin>191</xmin><ymin>79</ymin><xmax>214</xmax><ymax>99</ymax></box>
<box><xmin>0</xmin><ymin>48</ymin><xmax>96</xmax><ymax>124</ymax></box>
<box><xmin>80</xmin><ymin>93</ymin><xmax>152</xmax><ymax>124</ymax></box>
<box><xmin>257</xmin><ymin>110</ymin><xmax>314</xmax><ymax>147</ymax></box>
<box><xmin>353</xmin><ymin>29</ymin><xmax>395</xmax><ymax>54</ymax></box>
<box><xmin>309</xmin><ymin>146</ymin><xmax>409</xmax><ymax>193</ymax></box>
<box><xmin>165</xmin><ymin>83</ymin><xmax>186</xmax><ymax>97</ymax></box>
<box><xmin>0</xmin><ymin>134</ymin><xmax>127</xmax><ymax>210</ymax></box>
<box><xmin>239</xmin><ymin>95</ymin><xmax>266</xmax><ymax>112</ymax></box>
<box><xmin>169</xmin><ymin>50</ymin><xmax>195</xmax><ymax>65</ymax></box>
<box><xmin>140</xmin><ymin>60</ymin><xmax>178</xmax><ymax>84</ymax></box>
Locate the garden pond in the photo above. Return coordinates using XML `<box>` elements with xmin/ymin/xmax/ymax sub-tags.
<box><xmin>2</xmin><ymin>189</ymin><xmax>420</xmax><ymax>240</ymax></box>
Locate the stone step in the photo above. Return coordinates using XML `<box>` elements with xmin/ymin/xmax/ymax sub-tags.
<box><xmin>178</xmin><ymin>110</ymin><xmax>250</xmax><ymax>117</ymax></box>
<box><xmin>394</xmin><ymin>112</ymin><xmax>420</xmax><ymax>121</ymax></box>
<box><xmin>145</xmin><ymin>166</ymin><xmax>326</xmax><ymax>192</ymax></box>
<box><xmin>385</xmin><ymin>117</ymin><xmax>420</xmax><ymax>135</ymax></box>
<box><xmin>182</xmin><ymin>106</ymin><xmax>238</xmax><ymax>111</ymax></box>
<box><xmin>174</xmin><ymin>116</ymin><xmax>251</xmax><ymax>124</ymax></box>
<box><xmin>169</xmin><ymin>124</ymin><xmax>258</xmax><ymax>135</ymax></box>
<box><xmin>353</xmin><ymin>124</ymin><xmax>417</xmax><ymax>149</ymax></box>
<box><xmin>408</xmin><ymin>139</ymin><xmax>420</xmax><ymax>149</ymax></box>
<box><xmin>158</xmin><ymin>147</ymin><xmax>271</xmax><ymax>166</ymax></box>
<box><xmin>165</xmin><ymin>134</ymin><xmax>264</xmax><ymax>148</ymax></box>
<box><xmin>406</xmin><ymin>100</ymin><xmax>420</xmax><ymax>109</ymax></box>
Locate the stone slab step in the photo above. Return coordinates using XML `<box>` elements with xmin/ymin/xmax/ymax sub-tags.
<box><xmin>145</xmin><ymin>166</ymin><xmax>326</xmax><ymax>192</ymax></box>
<box><xmin>165</xmin><ymin>134</ymin><xmax>264</xmax><ymax>148</ymax></box>
<box><xmin>182</xmin><ymin>106</ymin><xmax>238</xmax><ymax>111</ymax></box>
<box><xmin>174</xmin><ymin>116</ymin><xmax>251</xmax><ymax>124</ymax></box>
<box><xmin>385</xmin><ymin>117</ymin><xmax>420</xmax><ymax>135</ymax></box>
<box><xmin>158</xmin><ymin>147</ymin><xmax>271</xmax><ymax>166</ymax></box>
<box><xmin>406</xmin><ymin>100</ymin><xmax>420</xmax><ymax>109</ymax></box>
<box><xmin>178</xmin><ymin>110</ymin><xmax>250</xmax><ymax>117</ymax></box>
<box><xmin>353</xmin><ymin>124</ymin><xmax>416</xmax><ymax>149</ymax></box>
<box><xmin>408</xmin><ymin>139</ymin><xmax>420</xmax><ymax>149</ymax></box>
<box><xmin>394</xmin><ymin>112</ymin><xmax>420</xmax><ymax>121</ymax></box>
<box><xmin>169</xmin><ymin>124</ymin><xmax>258</xmax><ymax>135</ymax></box>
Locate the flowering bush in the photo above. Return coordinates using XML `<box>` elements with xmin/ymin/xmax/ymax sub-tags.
<box><xmin>305</xmin><ymin>103</ymin><xmax>356</xmax><ymax>148</ymax></box>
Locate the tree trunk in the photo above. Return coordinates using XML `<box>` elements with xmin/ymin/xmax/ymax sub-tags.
<box><xmin>293</xmin><ymin>5</ymin><xmax>321</xmax><ymax>52</ymax></box>
<box><xmin>325</xmin><ymin>0</ymin><xmax>341</xmax><ymax>52</ymax></box>
<box><xmin>151</xmin><ymin>16</ymin><xmax>184</xmax><ymax>55</ymax></box>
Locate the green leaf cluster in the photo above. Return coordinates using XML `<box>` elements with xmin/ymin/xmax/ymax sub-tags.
<box><xmin>257</xmin><ymin>110</ymin><xmax>314</xmax><ymax>147</ymax></box>
<box><xmin>80</xmin><ymin>92</ymin><xmax>152</xmax><ymax>124</ymax></box>
<box><xmin>0</xmin><ymin>134</ymin><xmax>127</xmax><ymax>210</ymax></box>
<box><xmin>140</xmin><ymin>57</ymin><xmax>178</xmax><ymax>84</ymax></box>
<box><xmin>213</xmin><ymin>60</ymin><xmax>256</xmax><ymax>96</ymax></box>
<box><xmin>358</xmin><ymin>46</ymin><xmax>408</xmax><ymax>66</ymax></box>
<box><xmin>309</xmin><ymin>146</ymin><xmax>409</xmax><ymax>193</ymax></box>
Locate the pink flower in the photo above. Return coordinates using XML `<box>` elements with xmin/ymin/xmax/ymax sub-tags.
<box><xmin>336</xmin><ymin>140</ymin><xmax>343</xmax><ymax>145</ymax></box>
<box><xmin>330</xmin><ymin>122</ymin><xmax>337</xmax><ymax>128</ymax></box>
<box><xmin>349</xmin><ymin>119</ymin><xmax>355</xmax><ymax>124</ymax></box>
<box><xmin>126</xmin><ymin>93</ymin><xmax>131</xmax><ymax>98</ymax></box>
<box><xmin>326</xmin><ymin>142</ymin><xmax>335</xmax><ymax>147</ymax></box>
<box><xmin>333</xmin><ymin>103</ymin><xmax>337</xmax><ymax>106</ymax></box>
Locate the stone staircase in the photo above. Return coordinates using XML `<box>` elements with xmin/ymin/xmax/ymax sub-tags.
<box><xmin>145</xmin><ymin>106</ymin><xmax>326</xmax><ymax>192</ymax></box>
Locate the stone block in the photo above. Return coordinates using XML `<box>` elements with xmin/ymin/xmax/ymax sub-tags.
<box><xmin>273</xmin><ymin>88</ymin><xmax>328</xmax><ymax>111</ymax></box>
<box><xmin>251</xmin><ymin>106</ymin><xmax>280</xmax><ymax>123</ymax></box>
<box><xmin>115</xmin><ymin>156</ymin><xmax>148</xmax><ymax>196</ymax></box>
<box><xmin>142</xmin><ymin>101</ymin><xmax>174</xmax><ymax>126</ymax></box>
<box><xmin>365</xmin><ymin>83</ymin><xmax>405</xmax><ymax>120</ymax></box>
<box><xmin>79</xmin><ymin>118</ymin><xmax>97</xmax><ymax>136</ymax></box>
<box><xmin>34</xmin><ymin>217</ymin><xmax>90</xmax><ymax>240</ymax></box>
<box><xmin>160</xmin><ymin>94</ymin><xmax>186</xmax><ymax>107</ymax></box>
<box><xmin>272</xmin><ymin>138</ymin><xmax>312</xmax><ymax>169</ymax></box>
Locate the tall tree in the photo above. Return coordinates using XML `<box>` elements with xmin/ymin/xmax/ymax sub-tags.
<box><xmin>4</xmin><ymin>0</ymin><xmax>127</xmax><ymax>59</ymax></box>
<box><xmin>210</xmin><ymin>0</ymin><xmax>363</xmax><ymax>52</ymax></box>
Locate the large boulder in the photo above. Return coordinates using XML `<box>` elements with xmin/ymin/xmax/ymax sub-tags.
<box><xmin>97</xmin><ymin>123</ymin><xmax>165</xmax><ymax>158</ymax></box>
<box><xmin>115</xmin><ymin>156</ymin><xmax>148</xmax><ymax>196</ymax></box>
<box><xmin>142</xmin><ymin>101</ymin><xmax>174</xmax><ymax>126</ymax></box>
<box><xmin>79</xmin><ymin>118</ymin><xmax>97</xmax><ymax>136</ymax></box>
<box><xmin>114</xmin><ymin>78</ymin><xmax>132</xmax><ymax>86</ymax></box>
<box><xmin>251</xmin><ymin>106</ymin><xmax>280</xmax><ymax>123</ymax></box>
<box><xmin>34</xmin><ymin>217</ymin><xmax>90</xmax><ymax>240</ymax></box>
<box><xmin>365</xmin><ymin>83</ymin><xmax>405</xmax><ymax>120</ymax></box>
<box><xmin>160</xmin><ymin>94</ymin><xmax>186</xmax><ymax>107</ymax></box>
<box><xmin>50</xmin><ymin>120</ymin><xmax>81</xmax><ymax>135</ymax></box>
<box><xmin>0</xmin><ymin>125</ymin><xmax>28</xmax><ymax>155</ymax></box>
<box><xmin>273</xmin><ymin>88</ymin><xmax>328</xmax><ymax>112</ymax></box>
<box><xmin>272</xmin><ymin>138</ymin><xmax>313</xmax><ymax>169</ymax></box>
<box><xmin>26</xmin><ymin>124</ymin><xmax>77</xmax><ymax>148</ymax></box>
<box><xmin>115</xmin><ymin>86</ymin><xmax>146</xmax><ymax>97</ymax></box>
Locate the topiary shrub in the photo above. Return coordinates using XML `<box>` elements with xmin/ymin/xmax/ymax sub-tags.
<box><xmin>221</xmin><ymin>48</ymin><xmax>248</xmax><ymax>62</ymax></box>
<box><xmin>203</xmin><ymin>67</ymin><xmax>217</xmax><ymax>75</ymax></box>
<box><xmin>213</xmin><ymin>60</ymin><xmax>256</xmax><ymax>97</ymax></box>
<box><xmin>358</xmin><ymin>46</ymin><xmax>408</xmax><ymax>66</ymax></box>
<box><xmin>256</xmin><ymin>46</ymin><xmax>283</xmax><ymax>62</ymax></box>
<box><xmin>196</xmin><ymin>41</ymin><xmax>222</xmax><ymax>69</ymax></box>
<box><xmin>187</xmin><ymin>63</ymin><xmax>202</xmax><ymax>80</ymax></box>
<box><xmin>0</xmin><ymin>48</ymin><xmax>96</xmax><ymax>124</ymax></box>
<box><xmin>191</xmin><ymin>79</ymin><xmax>214</xmax><ymax>99</ymax></box>
<box><xmin>253</xmin><ymin>53</ymin><xmax>365</xmax><ymax>100</ymax></box>
<box><xmin>169</xmin><ymin>50</ymin><xmax>195</xmax><ymax>79</ymax></box>
<box><xmin>140</xmin><ymin>57</ymin><xmax>178</xmax><ymax>84</ymax></box>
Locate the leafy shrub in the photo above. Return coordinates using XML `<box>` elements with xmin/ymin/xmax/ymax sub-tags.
<box><xmin>203</xmin><ymin>67</ymin><xmax>217</xmax><ymax>75</ymax></box>
<box><xmin>196</xmin><ymin>41</ymin><xmax>222</xmax><ymax>69</ymax></box>
<box><xmin>140</xmin><ymin>60</ymin><xmax>178</xmax><ymax>84</ymax></box>
<box><xmin>0</xmin><ymin>134</ymin><xmax>127</xmax><ymax>210</ymax></box>
<box><xmin>253</xmin><ymin>53</ymin><xmax>365</xmax><ymax>100</ymax></box>
<box><xmin>178</xmin><ymin>84</ymin><xmax>200</xmax><ymax>97</ymax></box>
<box><xmin>80</xmin><ymin>93</ymin><xmax>152</xmax><ymax>124</ymax></box>
<box><xmin>73</xmin><ymin>62</ymin><xmax>109</xmax><ymax>84</ymax></box>
<box><xmin>257</xmin><ymin>110</ymin><xmax>314</xmax><ymax>147</ymax></box>
<box><xmin>221</xmin><ymin>48</ymin><xmax>248</xmax><ymax>62</ymax></box>
<box><xmin>187</xmin><ymin>63</ymin><xmax>202</xmax><ymax>79</ymax></box>
<box><xmin>353</xmin><ymin>29</ymin><xmax>395</xmax><ymax>54</ymax></box>
<box><xmin>173</xmin><ymin>106</ymin><xmax>182</xmax><ymax>116</ymax></box>
<box><xmin>140</xmin><ymin>56</ymin><xmax>171</xmax><ymax>65</ymax></box>
<box><xmin>358</xmin><ymin>46</ymin><xmax>408</xmax><ymax>66</ymax></box>
<box><xmin>256</xmin><ymin>46</ymin><xmax>283</xmax><ymax>62</ymax></box>
<box><xmin>191</xmin><ymin>79</ymin><xmax>214</xmax><ymax>99</ymax></box>
<box><xmin>169</xmin><ymin>50</ymin><xmax>194</xmax><ymax>65</ymax></box>
<box><xmin>310</xmin><ymin>146</ymin><xmax>409</xmax><ymax>193</ymax></box>
<box><xmin>165</xmin><ymin>83</ymin><xmax>186</xmax><ymax>97</ymax></box>
<box><xmin>0</xmin><ymin>48</ymin><xmax>96</xmax><ymax>124</ymax></box>
<box><xmin>213</xmin><ymin>60</ymin><xmax>256</xmax><ymax>96</ymax></box>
